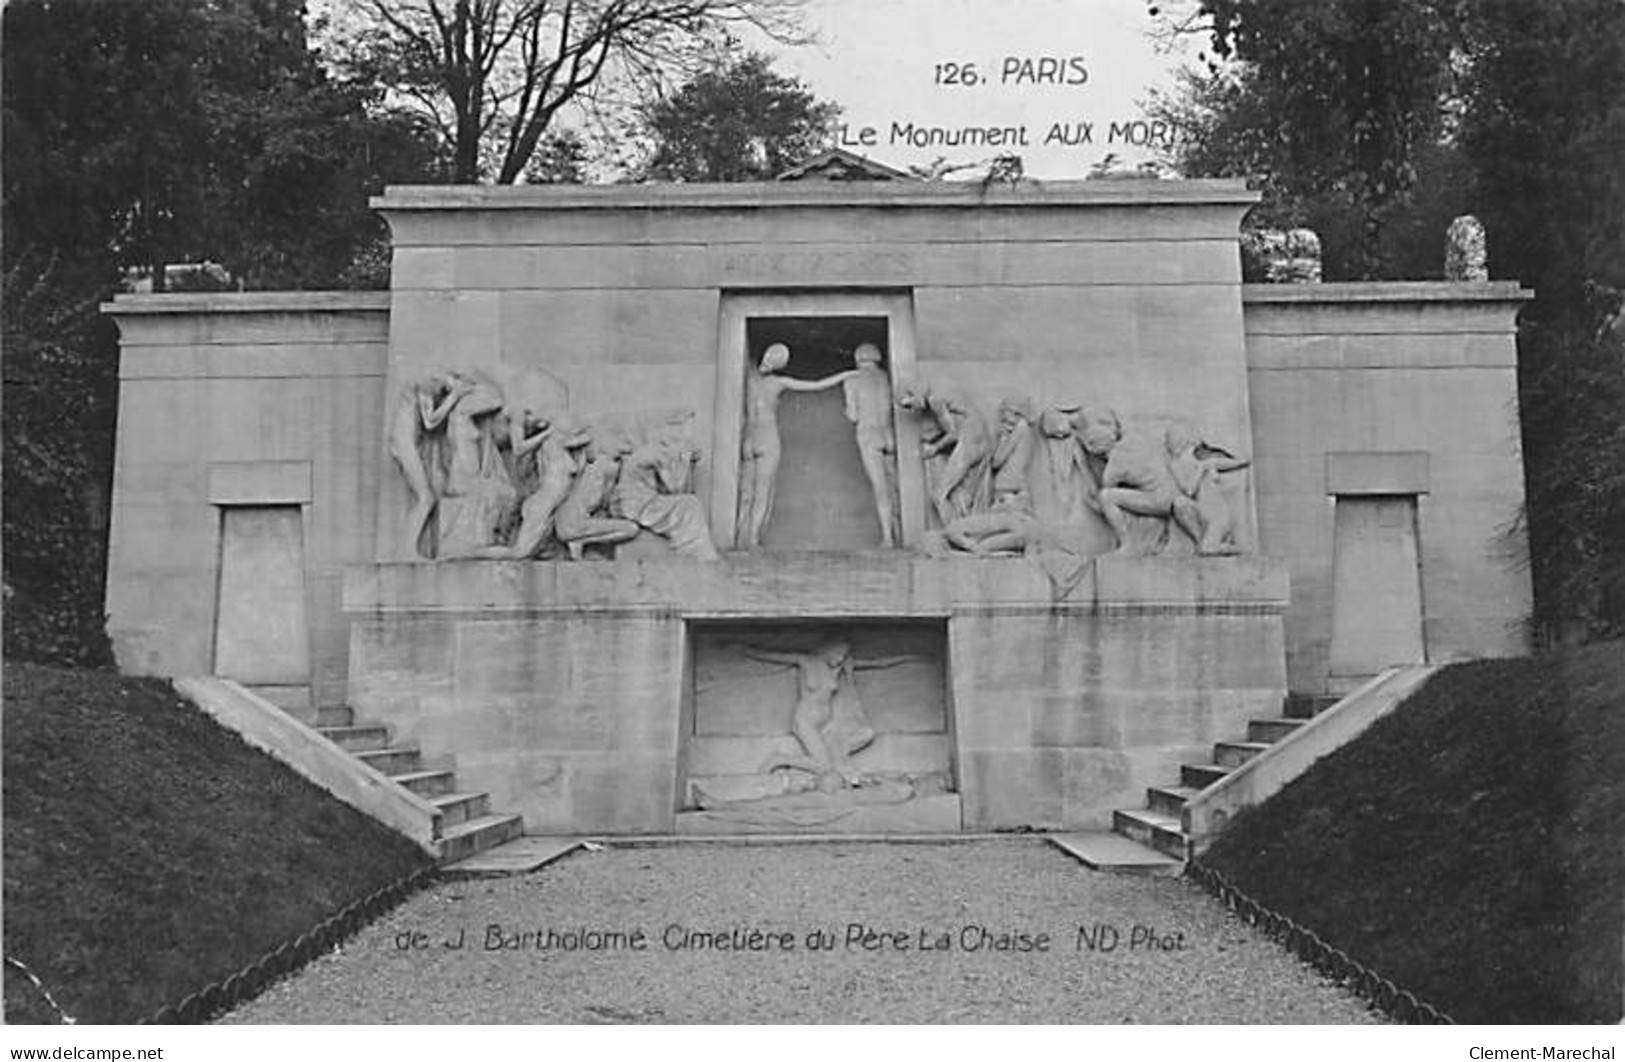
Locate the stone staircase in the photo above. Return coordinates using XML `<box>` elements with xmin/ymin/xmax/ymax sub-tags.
<box><xmin>1112</xmin><ymin>693</ymin><xmax>1340</xmax><ymax>860</ymax></box>
<box><xmin>314</xmin><ymin>705</ymin><xmax>523</xmax><ymax>863</ymax></box>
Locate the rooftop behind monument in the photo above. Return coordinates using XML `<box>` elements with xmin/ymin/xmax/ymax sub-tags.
<box><xmin>102</xmin><ymin>175</ymin><xmax>1532</xmax><ymax>850</ymax></box>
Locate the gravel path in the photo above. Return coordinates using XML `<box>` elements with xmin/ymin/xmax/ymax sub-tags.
<box><xmin>221</xmin><ymin>840</ymin><xmax>1382</xmax><ymax>1024</ymax></box>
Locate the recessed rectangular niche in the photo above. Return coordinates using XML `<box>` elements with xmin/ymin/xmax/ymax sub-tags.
<box><xmin>744</xmin><ymin>316</ymin><xmax>892</xmax><ymax>551</ymax></box>
<box><xmin>677</xmin><ymin>620</ymin><xmax>959</xmax><ymax>832</ymax></box>
<box><xmin>1328</xmin><ymin>494</ymin><xmax>1426</xmax><ymax>692</ymax></box>
<box><xmin>214</xmin><ymin>505</ymin><xmax>310</xmax><ymax>685</ymax></box>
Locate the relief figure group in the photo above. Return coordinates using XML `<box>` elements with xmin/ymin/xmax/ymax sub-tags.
<box><xmin>390</xmin><ymin>368</ymin><xmax>715</xmax><ymax>561</ymax></box>
<box><xmin>391</xmin><ymin>349</ymin><xmax>1252</xmax><ymax>562</ymax></box>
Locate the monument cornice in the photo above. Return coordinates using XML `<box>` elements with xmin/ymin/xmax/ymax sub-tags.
<box><xmin>101</xmin><ymin>291</ymin><xmax>392</xmax><ymax>316</ymax></box>
<box><xmin>371</xmin><ymin>178</ymin><xmax>1260</xmax><ymax>213</ymax></box>
<box><xmin>1241</xmin><ymin>281</ymin><xmax>1532</xmax><ymax>304</ymax></box>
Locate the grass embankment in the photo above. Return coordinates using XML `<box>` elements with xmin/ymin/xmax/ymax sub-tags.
<box><xmin>1205</xmin><ymin>640</ymin><xmax>1623</xmax><ymax>1024</ymax></box>
<box><xmin>3</xmin><ymin>664</ymin><xmax>433</xmax><ymax>1023</ymax></box>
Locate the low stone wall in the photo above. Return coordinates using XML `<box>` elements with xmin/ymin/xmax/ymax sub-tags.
<box><xmin>344</xmin><ymin>553</ymin><xmax>1288</xmax><ymax>833</ymax></box>
<box><xmin>103</xmin><ymin>292</ymin><xmax>391</xmax><ymax>713</ymax></box>
<box><xmin>1242</xmin><ymin>282</ymin><xmax>1532</xmax><ymax>692</ymax></box>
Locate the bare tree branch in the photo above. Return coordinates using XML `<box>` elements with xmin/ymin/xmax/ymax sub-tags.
<box><xmin>348</xmin><ymin>0</ymin><xmax>809</xmax><ymax>182</ymax></box>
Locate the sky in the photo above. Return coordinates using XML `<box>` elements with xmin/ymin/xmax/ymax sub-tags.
<box><xmin>308</xmin><ymin>0</ymin><xmax>1194</xmax><ymax>181</ymax></box>
<box><xmin>747</xmin><ymin>0</ymin><xmax>1190</xmax><ymax>178</ymax></box>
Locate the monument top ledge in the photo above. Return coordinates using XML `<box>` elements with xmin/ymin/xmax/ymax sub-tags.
<box><xmin>1241</xmin><ymin>280</ymin><xmax>1532</xmax><ymax>304</ymax></box>
<box><xmin>370</xmin><ymin>177</ymin><xmax>1260</xmax><ymax>214</ymax></box>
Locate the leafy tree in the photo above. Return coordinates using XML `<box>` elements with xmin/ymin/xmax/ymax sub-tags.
<box><xmin>1146</xmin><ymin>0</ymin><xmax>1467</xmax><ymax>278</ymax></box>
<box><xmin>2</xmin><ymin>0</ymin><xmax>441</xmax><ymax>665</ymax></box>
<box><xmin>1148</xmin><ymin>0</ymin><xmax>1625</xmax><ymax>641</ymax></box>
<box><xmin>637</xmin><ymin>51</ymin><xmax>838</xmax><ymax>181</ymax></box>
<box><xmin>525</xmin><ymin>129</ymin><xmax>592</xmax><ymax>183</ymax></box>
<box><xmin>1453</xmin><ymin>0</ymin><xmax>1625</xmax><ymax>641</ymax></box>
<box><xmin>321</xmin><ymin>0</ymin><xmax>808</xmax><ymax>183</ymax></box>
<box><xmin>1</xmin><ymin>258</ymin><xmax>120</xmax><ymax>667</ymax></box>
<box><xmin>3</xmin><ymin>0</ymin><xmax>441</xmax><ymax>291</ymax></box>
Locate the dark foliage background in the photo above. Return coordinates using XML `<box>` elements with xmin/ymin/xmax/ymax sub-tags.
<box><xmin>1150</xmin><ymin>0</ymin><xmax>1625</xmax><ymax>644</ymax></box>
<box><xmin>2</xmin><ymin>0</ymin><xmax>443</xmax><ymax>666</ymax></box>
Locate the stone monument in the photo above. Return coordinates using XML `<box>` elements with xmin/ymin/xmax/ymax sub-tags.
<box><xmin>102</xmin><ymin>180</ymin><xmax>1534</xmax><ymax>837</ymax></box>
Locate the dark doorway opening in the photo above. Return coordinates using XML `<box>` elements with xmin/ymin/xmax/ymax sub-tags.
<box><xmin>743</xmin><ymin>317</ymin><xmax>890</xmax><ymax>550</ymax></box>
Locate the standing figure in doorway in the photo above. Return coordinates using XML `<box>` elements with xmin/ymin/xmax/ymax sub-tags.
<box><xmin>737</xmin><ymin>343</ymin><xmax>856</xmax><ymax>549</ymax></box>
<box><xmin>842</xmin><ymin>343</ymin><xmax>900</xmax><ymax>547</ymax></box>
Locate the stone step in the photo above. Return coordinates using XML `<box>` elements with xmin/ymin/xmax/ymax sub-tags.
<box><xmin>430</xmin><ymin>791</ymin><xmax>490</xmax><ymax>828</ymax></box>
<box><xmin>438</xmin><ymin>813</ymin><xmax>525</xmax><ymax>864</ymax></box>
<box><xmin>1147</xmin><ymin>784</ymin><xmax>1199</xmax><ymax>817</ymax></box>
<box><xmin>317</xmin><ymin>723</ymin><xmax>391</xmax><ymax>752</ymax></box>
<box><xmin>444</xmin><ymin>837</ymin><xmax>582</xmax><ymax>877</ymax></box>
<box><xmin>391</xmin><ymin>768</ymin><xmax>456</xmax><ymax>797</ymax></box>
<box><xmin>355</xmin><ymin>746</ymin><xmax>421</xmax><ymax>775</ymax></box>
<box><xmin>1112</xmin><ymin>808</ymin><xmax>1188</xmax><ymax>860</ymax></box>
<box><xmin>1050</xmin><ymin>832</ymin><xmax>1183</xmax><ymax>877</ymax></box>
<box><xmin>1213</xmin><ymin>740</ymin><xmax>1273</xmax><ymax>768</ymax></box>
<box><xmin>1181</xmin><ymin>762</ymin><xmax>1232</xmax><ymax>789</ymax></box>
<box><xmin>1248</xmin><ymin>717</ymin><xmax>1307</xmax><ymax>743</ymax></box>
<box><xmin>1283</xmin><ymin>693</ymin><xmax>1340</xmax><ymax>720</ymax></box>
<box><xmin>315</xmin><ymin>704</ymin><xmax>355</xmax><ymax>728</ymax></box>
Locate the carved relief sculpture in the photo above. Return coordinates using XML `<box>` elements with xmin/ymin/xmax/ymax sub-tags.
<box><xmin>1074</xmin><ymin>404</ymin><xmax>1175</xmax><ymax>555</ymax></box>
<box><xmin>1039</xmin><ymin>403</ymin><xmax>1092</xmax><ymax>522</ymax></box>
<box><xmin>736</xmin><ymin>343</ymin><xmax>857</xmax><ymax>549</ymax></box>
<box><xmin>1165</xmin><ymin>421</ymin><xmax>1252</xmax><ymax>555</ymax></box>
<box><xmin>553</xmin><ymin>446</ymin><xmax>640</xmax><ymax>559</ymax></box>
<box><xmin>897</xmin><ymin>381</ymin><xmax>993</xmax><ymax>526</ymax></box>
<box><xmin>701</xmin><ymin>636</ymin><xmax>930</xmax><ymax>803</ymax></box>
<box><xmin>1094</xmin><ymin>425</ymin><xmax>1199</xmax><ymax>557</ymax></box>
<box><xmin>990</xmin><ymin>395</ymin><xmax>1037</xmax><ymax>508</ymax></box>
<box><xmin>842</xmin><ymin>342</ymin><xmax>900</xmax><ymax>547</ymax></box>
<box><xmin>471</xmin><ymin>412</ymin><xmax>590</xmax><ymax>559</ymax></box>
<box><xmin>916</xmin><ymin>392</ymin><xmax>1253</xmax><ymax>562</ymax></box>
<box><xmin>435</xmin><ymin>375</ymin><xmax>518</xmax><ymax>559</ymax></box>
<box><xmin>614</xmin><ymin>422</ymin><xmax>720</xmax><ymax>560</ymax></box>
<box><xmin>387</xmin><ymin>369</ymin><xmax>471</xmax><ymax>559</ymax></box>
<box><xmin>941</xmin><ymin>495</ymin><xmax>1040</xmax><ymax>556</ymax></box>
<box><xmin>387</xmin><ymin>365</ymin><xmax>718</xmax><ymax>561</ymax></box>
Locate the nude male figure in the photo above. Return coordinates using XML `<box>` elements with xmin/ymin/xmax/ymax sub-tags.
<box><xmin>554</xmin><ymin>446</ymin><xmax>639</xmax><ymax>560</ymax></box>
<box><xmin>841</xmin><ymin>343</ymin><xmax>899</xmax><ymax>547</ymax></box>
<box><xmin>1093</xmin><ymin>417</ymin><xmax>1205</xmax><ymax>555</ymax></box>
<box><xmin>737</xmin><ymin>343</ymin><xmax>856</xmax><ymax>549</ymax></box>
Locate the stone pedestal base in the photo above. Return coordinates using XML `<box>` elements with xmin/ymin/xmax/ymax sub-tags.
<box><xmin>675</xmin><ymin>794</ymin><xmax>963</xmax><ymax>835</ymax></box>
<box><xmin>343</xmin><ymin>552</ymin><xmax>1288</xmax><ymax>834</ymax></box>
